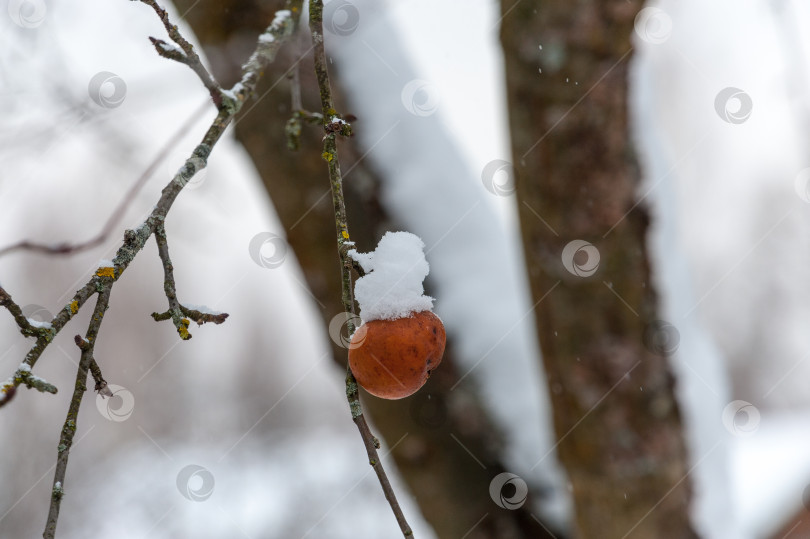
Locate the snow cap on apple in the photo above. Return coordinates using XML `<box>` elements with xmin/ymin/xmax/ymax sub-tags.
<box><xmin>348</xmin><ymin>231</ymin><xmax>435</xmax><ymax>323</ymax></box>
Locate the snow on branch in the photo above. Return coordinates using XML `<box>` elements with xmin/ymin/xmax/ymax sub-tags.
<box><xmin>230</xmin><ymin>8</ymin><xmax>296</xmax><ymax>106</ymax></box>
<box><xmin>0</xmin><ymin>285</ymin><xmax>52</xmax><ymax>339</ymax></box>
<box><xmin>0</xmin><ymin>363</ymin><xmax>58</xmax><ymax>403</ymax></box>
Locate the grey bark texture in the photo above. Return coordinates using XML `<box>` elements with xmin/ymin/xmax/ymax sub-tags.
<box><xmin>500</xmin><ymin>1</ymin><xmax>698</xmax><ymax>537</ymax></box>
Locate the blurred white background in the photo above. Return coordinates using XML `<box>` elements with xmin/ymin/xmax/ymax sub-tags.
<box><xmin>1</xmin><ymin>0</ymin><xmax>810</xmax><ymax>537</ymax></box>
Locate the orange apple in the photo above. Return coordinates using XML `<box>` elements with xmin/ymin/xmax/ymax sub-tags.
<box><xmin>348</xmin><ymin>311</ymin><xmax>446</xmax><ymax>399</ymax></box>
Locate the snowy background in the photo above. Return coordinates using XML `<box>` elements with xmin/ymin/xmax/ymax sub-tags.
<box><xmin>1</xmin><ymin>0</ymin><xmax>809</xmax><ymax>537</ymax></box>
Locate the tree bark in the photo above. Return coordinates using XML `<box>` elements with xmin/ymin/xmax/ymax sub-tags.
<box><xmin>171</xmin><ymin>1</ymin><xmax>561</xmax><ymax>536</ymax></box>
<box><xmin>500</xmin><ymin>1</ymin><xmax>697</xmax><ymax>537</ymax></box>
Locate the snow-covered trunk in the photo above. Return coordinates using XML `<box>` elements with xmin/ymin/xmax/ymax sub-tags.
<box><xmin>630</xmin><ymin>18</ymin><xmax>737</xmax><ymax>537</ymax></box>
<box><xmin>629</xmin><ymin>2</ymin><xmax>810</xmax><ymax>536</ymax></box>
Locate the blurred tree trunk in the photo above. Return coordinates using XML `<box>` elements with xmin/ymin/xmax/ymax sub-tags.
<box><xmin>171</xmin><ymin>1</ymin><xmax>560</xmax><ymax>537</ymax></box>
<box><xmin>500</xmin><ymin>1</ymin><xmax>697</xmax><ymax>537</ymax></box>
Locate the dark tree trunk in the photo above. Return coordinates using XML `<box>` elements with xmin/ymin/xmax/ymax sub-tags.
<box><xmin>499</xmin><ymin>1</ymin><xmax>697</xmax><ymax>537</ymax></box>
<box><xmin>171</xmin><ymin>2</ymin><xmax>561</xmax><ymax>536</ymax></box>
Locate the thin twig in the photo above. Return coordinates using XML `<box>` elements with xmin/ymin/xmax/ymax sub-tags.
<box><xmin>88</xmin><ymin>358</ymin><xmax>113</xmax><ymax>398</ymax></box>
<box><xmin>139</xmin><ymin>0</ymin><xmax>224</xmax><ymax>108</ymax></box>
<box><xmin>290</xmin><ymin>53</ymin><xmax>303</xmax><ymax>112</ymax></box>
<box><xmin>0</xmin><ymin>279</ymin><xmax>98</xmax><ymax>406</ymax></box>
<box><xmin>347</xmin><ymin>255</ymin><xmax>366</xmax><ymax>277</ymax></box>
<box><xmin>308</xmin><ymin>1</ymin><xmax>413</xmax><ymax>536</ymax></box>
<box><xmin>43</xmin><ymin>285</ymin><xmax>111</xmax><ymax>539</ymax></box>
<box><xmin>151</xmin><ymin>304</ymin><xmax>229</xmax><ymax>325</ymax></box>
<box><xmin>285</xmin><ymin>22</ymin><xmax>306</xmax><ymax>151</ymax></box>
<box><xmin>0</xmin><ymin>363</ymin><xmax>58</xmax><ymax>401</ymax></box>
<box><xmin>0</xmin><ymin>99</ymin><xmax>209</xmax><ymax>259</ymax></box>
<box><xmin>153</xmin><ymin>223</ymin><xmax>191</xmax><ymax>339</ymax></box>
<box><xmin>151</xmin><ymin>222</ymin><xmax>229</xmax><ymax>338</ymax></box>
<box><xmin>75</xmin><ymin>335</ymin><xmax>111</xmax><ymax>395</ymax></box>
<box><xmin>0</xmin><ymin>285</ymin><xmax>44</xmax><ymax>337</ymax></box>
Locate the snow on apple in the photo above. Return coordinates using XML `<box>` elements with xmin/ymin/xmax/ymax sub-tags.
<box><xmin>349</xmin><ymin>231</ymin><xmax>434</xmax><ymax>323</ymax></box>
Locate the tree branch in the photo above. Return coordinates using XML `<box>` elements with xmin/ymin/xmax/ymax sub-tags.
<box><xmin>138</xmin><ymin>0</ymin><xmax>224</xmax><ymax>108</ymax></box>
<box><xmin>0</xmin><ymin>285</ymin><xmax>48</xmax><ymax>337</ymax></box>
<box><xmin>0</xmin><ymin>1</ymin><xmax>301</xmax><ymax>407</ymax></box>
<box><xmin>0</xmin><ymin>279</ymin><xmax>98</xmax><ymax>407</ymax></box>
<box><xmin>308</xmin><ymin>1</ymin><xmax>412</xmax><ymax>536</ymax></box>
<box><xmin>152</xmin><ymin>222</ymin><xmax>191</xmax><ymax>339</ymax></box>
<box><xmin>43</xmin><ymin>286</ymin><xmax>111</xmax><ymax>539</ymax></box>
<box><xmin>151</xmin><ymin>304</ymin><xmax>229</xmax><ymax>326</ymax></box>
<box><xmin>150</xmin><ymin>222</ymin><xmax>229</xmax><ymax>339</ymax></box>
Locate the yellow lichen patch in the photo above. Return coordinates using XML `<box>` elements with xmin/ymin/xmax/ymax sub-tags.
<box><xmin>321</xmin><ymin>151</ymin><xmax>334</xmax><ymax>162</ymax></box>
<box><xmin>69</xmin><ymin>300</ymin><xmax>79</xmax><ymax>315</ymax></box>
<box><xmin>341</xmin><ymin>230</ymin><xmax>349</xmax><ymax>240</ymax></box>
<box><xmin>178</xmin><ymin>318</ymin><xmax>191</xmax><ymax>340</ymax></box>
<box><xmin>96</xmin><ymin>266</ymin><xmax>115</xmax><ymax>278</ymax></box>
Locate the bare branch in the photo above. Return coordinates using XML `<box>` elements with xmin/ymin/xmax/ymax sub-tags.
<box><xmin>152</xmin><ymin>223</ymin><xmax>191</xmax><ymax>339</ymax></box>
<box><xmin>287</xmin><ymin>109</ymin><xmax>328</xmax><ymax>151</ymax></box>
<box><xmin>290</xmin><ymin>65</ymin><xmax>303</xmax><ymax>111</ymax></box>
<box><xmin>0</xmin><ymin>364</ymin><xmax>58</xmax><ymax>403</ymax></box>
<box><xmin>230</xmin><ymin>7</ymin><xmax>299</xmax><ymax>106</ymax></box>
<box><xmin>152</xmin><ymin>304</ymin><xmax>229</xmax><ymax>326</ymax></box>
<box><xmin>138</xmin><ymin>0</ymin><xmax>224</xmax><ymax>107</ymax></box>
<box><xmin>0</xmin><ymin>285</ymin><xmax>44</xmax><ymax>337</ymax></box>
<box><xmin>285</xmin><ymin>31</ymin><xmax>306</xmax><ymax>151</ymax></box>
<box><xmin>43</xmin><ymin>286</ymin><xmax>111</xmax><ymax>539</ymax></box>
<box><xmin>343</xmin><ymin>244</ymin><xmax>366</xmax><ymax>277</ymax></box>
<box><xmin>308</xmin><ymin>1</ymin><xmax>412</xmax><ymax>535</ymax></box>
<box><xmin>0</xmin><ymin>100</ymin><xmax>208</xmax><ymax>259</ymax></box>
<box><xmin>148</xmin><ymin>37</ymin><xmax>187</xmax><ymax>63</ymax></box>
<box><xmin>180</xmin><ymin>306</ymin><xmax>228</xmax><ymax>325</ymax></box>
<box><xmin>76</xmin><ymin>336</ymin><xmax>113</xmax><ymax>398</ymax></box>
<box><xmin>150</xmin><ymin>223</ymin><xmax>229</xmax><ymax>338</ymax></box>
<box><xmin>0</xmin><ymin>279</ymin><xmax>98</xmax><ymax>407</ymax></box>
